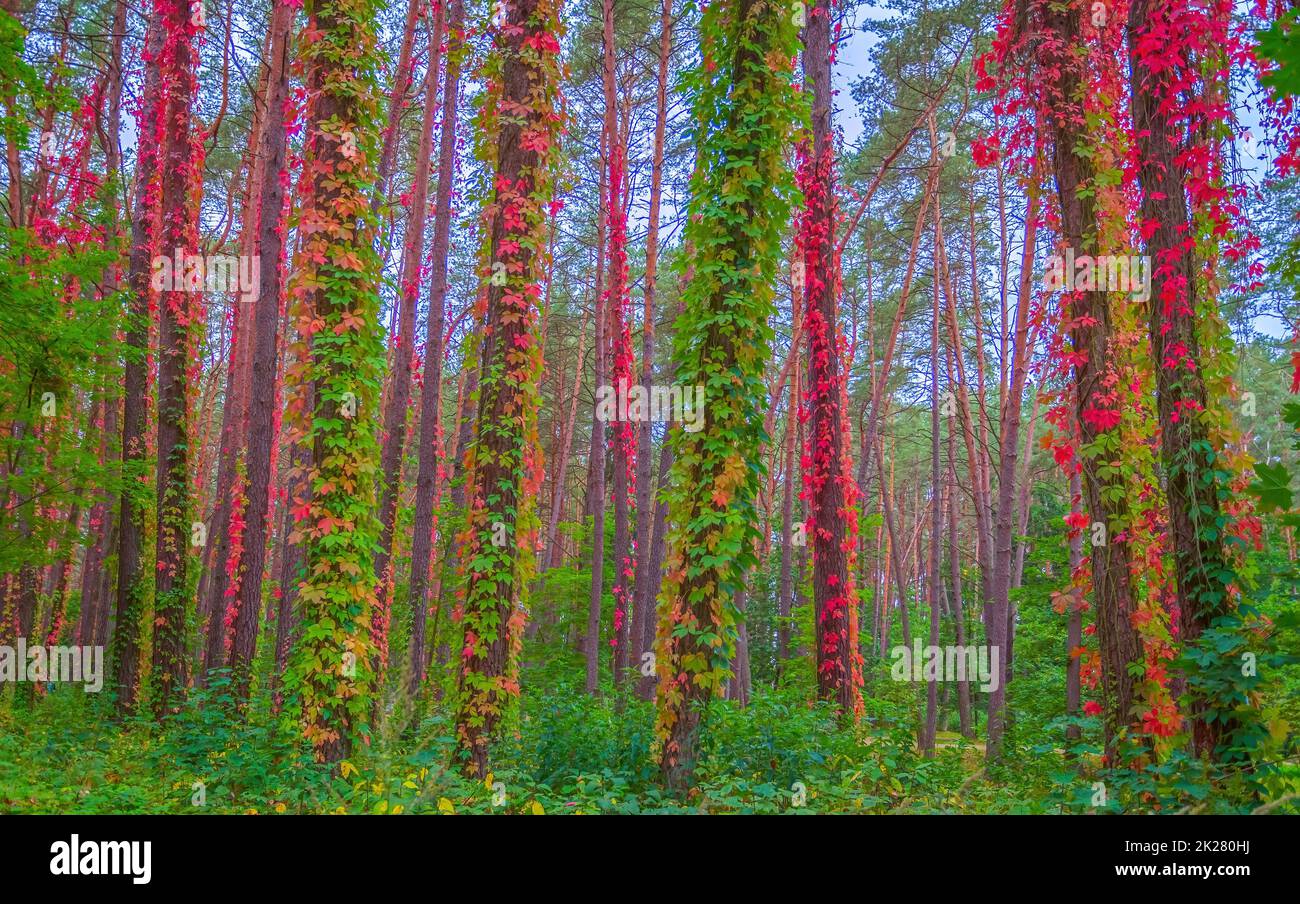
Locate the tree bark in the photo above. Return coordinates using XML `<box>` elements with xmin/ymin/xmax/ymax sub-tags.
<box><xmin>1039</xmin><ymin>2</ymin><xmax>1141</xmax><ymax>757</ymax></box>
<box><xmin>801</xmin><ymin>0</ymin><xmax>858</xmax><ymax>717</ymax></box>
<box><xmin>228</xmin><ymin>0</ymin><xmax>295</xmax><ymax>703</ymax></box>
<box><xmin>601</xmin><ymin>0</ymin><xmax>635</xmax><ymax>687</ymax></box>
<box><xmin>111</xmin><ymin>8</ymin><xmax>164</xmax><ymax>716</ymax></box>
<box><xmin>453</xmin><ymin>0</ymin><xmax>561</xmax><ymax>777</ymax></box>
<box><xmin>375</xmin><ymin>3</ymin><xmax>446</xmax><ymax>690</ymax></box>
<box><xmin>947</xmin><ymin>418</ymin><xmax>972</xmax><ymax>738</ymax></box>
<box><xmin>1128</xmin><ymin>0</ymin><xmax>1236</xmax><ymax>758</ymax></box>
<box><xmin>407</xmin><ymin>0</ymin><xmax>464</xmax><ymax>694</ymax></box>
<box><xmin>150</xmin><ymin>0</ymin><xmax>202</xmax><ymax>719</ymax></box>
<box><xmin>584</xmin><ymin>119</ymin><xmax>609</xmax><ymax>696</ymax></box>
<box><xmin>631</xmin><ymin>0</ymin><xmax>672</xmax><ymax>701</ymax></box>
<box><xmin>984</xmin><ymin>186</ymin><xmax>1038</xmax><ymax>760</ymax></box>
<box><xmin>924</xmin><ymin>143</ymin><xmax>942</xmax><ymax>754</ymax></box>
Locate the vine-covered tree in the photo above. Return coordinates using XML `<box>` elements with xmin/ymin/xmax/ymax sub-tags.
<box><xmin>454</xmin><ymin>0</ymin><xmax>563</xmax><ymax>778</ymax></box>
<box><xmin>654</xmin><ymin>0</ymin><xmax>799</xmax><ymax>790</ymax></box>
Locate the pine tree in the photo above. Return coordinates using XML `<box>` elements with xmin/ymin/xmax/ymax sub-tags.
<box><xmin>454</xmin><ymin>0</ymin><xmax>564</xmax><ymax>778</ymax></box>
<box><xmin>654</xmin><ymin>0</ymin><xmax>800</xmax><ymax>791</ymax></box>
<box><xmin>281</xmin><ymin>0</ymin><xmax>388</xmax><ymax>763</ymax></box>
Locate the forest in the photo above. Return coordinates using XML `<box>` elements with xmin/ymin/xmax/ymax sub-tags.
<box><xmin>0</xmin><ymin>0</ymin><xmax>1298</xmax><ymax>818</ymax></box>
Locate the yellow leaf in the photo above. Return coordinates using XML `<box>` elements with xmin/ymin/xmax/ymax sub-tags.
<box><xmin>392</xmin><ymin>805</ymin><xmax>403</xmax><ymax>815</ymax></box>
<box><xmin>403</xmin><ymin>780</ymin><xmax>418</xmax><ymax>790</ymax></box>
<box><xmin>339</xmin><ymin>760</ymin><xmax>358</xmax><ymax>779</ymax></box>
<box><xmin>484</xmin><ymin>772</ymin><xmax>494</xmax><ymax>790</ymax></box>
<box><xmin>438</xmin><ymin>797</ymin><xmax>455</xmax><ymax>814</ymax></box>
<box><xmin>530</xmin><ymin>800</ymin><xmax>545</xmax><ymax>816</ymax></box>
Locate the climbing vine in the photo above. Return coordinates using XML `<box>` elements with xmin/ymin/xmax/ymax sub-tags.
<box><xmin>149</xmin><ymin>0</ymin><xmax>205</xmax><ymax>719</ymax></box>
<box><xmin>654</xmin><ymin>0</ymin><xmax>801</xmax><ymax>790</ymax></box>
<box><xmin>797</xmin><ymin>0</ymin><xmax>864</xmax><ymax>719</ymax></box>
<box><xmin>280</xmin><ymin>0</ymin><xmax>388</xmax><ymax>763</ymax></box>
<box><xmin>453</xmin><ymin>0</ymin><xmax>565</xmax><ymax>778</ymax></box>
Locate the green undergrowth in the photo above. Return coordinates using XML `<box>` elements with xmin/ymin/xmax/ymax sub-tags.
<box><xmin>3</xmin><ymin>674</ymin><xmax>1294</xmax><ymax>814</ymax></box>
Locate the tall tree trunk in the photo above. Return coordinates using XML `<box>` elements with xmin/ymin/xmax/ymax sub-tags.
<box><xmin>601</xmin><ymin>0</ymin><xmax>635</xmax><ymax>688</ymax></box>
<box><xmin>731</xmin><ymin>587</ymin><xmax>751</xmax><ymax>705</ymax></box>
<box><xmin>584</xmin><ymin>121</ymin><xmax>609</xmax><ymax>696</ymax></box>
<box><xmin>984</xmin><ymin>185</ymin><xmax>1037</xmax><ymax>760</ymax></box>
<box><xmin>111</xmin><ymin>8</ymin><xmax>164</xmax><ymax>716</ymax></box>
<box><xmin>1128</xmin><ymin>0</ymin><xmax>1236</xmax><ymax>758</ymax></box>
<box><xmin>1040</xmin><ymin>2</ymin><xmax>1141</xmax><ymax>757</ymax></box>
<box><xmin>375</xmin><ymin>3</ymin><xmax>446</xmax><ymax>690</ymax></box>
<box><xmin>777</xmin><ymin>344</ymin><xmax>799</xmax><ymax>666</ymax></box>
<box><xmin>947</xmin><ymin>418</ymin><xmax>972</xmax><ymax>738</ymax></box>
<box><xmin>878</xmin><ymin>439</ymin><xmax>913</xmax><ymax>652</ymax></box>
<box><xmin>923</xmin><ymin>152</ymin><xmax>942</xmax><ymax>755</ymax></box>
<box><xmin>407</xmin><ymin>0</ymin><xmax>464</xmax><ymax>694</ymax></box>
<box><xmin>543</xmin><ymin>307</ymin><xmax>588</xmax><ymax>570</ymax></box>
<box><xmin>1066</xmin><ymin>468</ymin><xmax>1083</xmax><ymax>745</ymax></box>
<box><xmin>637</xmin><ymin>427</ymin><xmax>672</xmax><ymax>699</ymax></box>
<box><xmin>453</xmin><ymin>0</ymin><xmax>562</xmax><ymax>777</ymax></box>
<box><xmin>283</xmin><ymin>0</ymin><xmax>389</xmax><ymax>763</ymax></box>
<box><xmin>228</xmin><ymin>0</ymin><xmax>295</xmax><ymax>703</ymax></box>
<box><xmin>800</xmin><ymin>0</ymin><xmax>859</xmax><ymax>718</ymax></box>
<box><xmin>631</xmin><ymin>0</ymin><xmax>672</xmax><ymax>702</ymax></box>
<box><xmin>272</xmin><ymin>380</ymin><xmax>312</xmax><ymax>708</ymax></box>
<box><xmin>197</xmin><ymin>47</ymin><xmax>272</xmax><ymax>678</ymax></box>
<box><xmin>80</xmin><ymin>4</ymin><xmax>128</xmax><ymax>652</ymax></box>
<box><xmin>654</xmin><ymin>0</ymin><xmax>798</xmax><ymax>790</ymax></box>
<box><xmin>150</xmin><ymin>0</ymin><xmax>203</xmax><ymax>719</ymax></box>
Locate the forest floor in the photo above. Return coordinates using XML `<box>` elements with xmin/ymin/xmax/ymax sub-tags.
<box><xmin>3</xmin><ymin>664</ymin><xmax>1292</xmax><ymax>815</ymax></box>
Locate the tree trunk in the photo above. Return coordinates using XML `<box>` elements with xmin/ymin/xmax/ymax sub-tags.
<box><xmin>375</xmin><ymin>4</ymin><xmax>446</xmax><ymax>691</ymax></box>
<box><xmin>283</xmin><ymin>0</ymin><xmax>390</xmax><ymax>763</ymax></box>
<box><xmin>1128</xmin><ymin>0</ymin><xmax>1236</xmax><ymax>758</ymax></box>
<box><xmin>1040</xmin><ymin>3</ymin><xmax>1141</xmax><ymax>757</ymax></box>
<box><xmin>631</xmin><ymin>0</ymin><xmax>672</xmax><ymax>702</ymax></box>
<box><xmin>637</xmin><ymin>428</ymin><xmax>672</xmax><ymax>700</ymax></box>
<box><xmin>406</xmin><ymin>0</ymin><xmax>464</xmax><ymax>694</ymax></box>
<box><xmin>584</xmin><ymin>119</ymin><xmax>609</xmax><ymax>696</ymax></box>
<box><xmin>543</xmin><ymin>307</ymin><xmax>587</xmax><ymax>570</ymax></box>
<box><xmin>111</xmin><ymin>8</ymin><xmax>164</xmax><ymax>716</ymax></box>
<box><xmin>801</xmin><ymin>0</ymin><xmax>859</xmax><ymax>718</ymax></box>
<box><xmin>947</xmin><ymin>419</ymin><xmax>972</xmax><ymax>738</ymax></box>
<box><xmin>777</xmin><ymin>350</ymin><xmax>798</xmax><ymax>665</ymax></box>
<box><xmin>228</xmin><ymin>0</ymin><xmax>295</xmax><ymax>703</ymax></box>
<box><xmin>655</xmin><ymin>0</ymin><xmax>798</xmax><ymax>790</ymax></box>
<box><xmin>924</xmin><ymin>150</ymin><xmax>942</xmax><ymax>755</ymax></box>
<box><xmin>453</xmin><ymin>0</ymin><xmax>562</xmax><ymax>777</ymax></box>
<box><xmin>984</xmin><ymin>185</ymin><xmax>1037</xmax><ymax>760</ymax></box>
<box><xmin>1066</xmin><ymin>469</ymin><xmax>1083</xmax><ymax>745</ymax></box>
<box><xmin>601</xmin><ymin>0</ymin><xmax>635</xmax><ymax>687</ymax></box>
<box><xmin>150</xmin><ymin>0</ymin><xmax>203</xmax><ymax>719</ymax></box>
